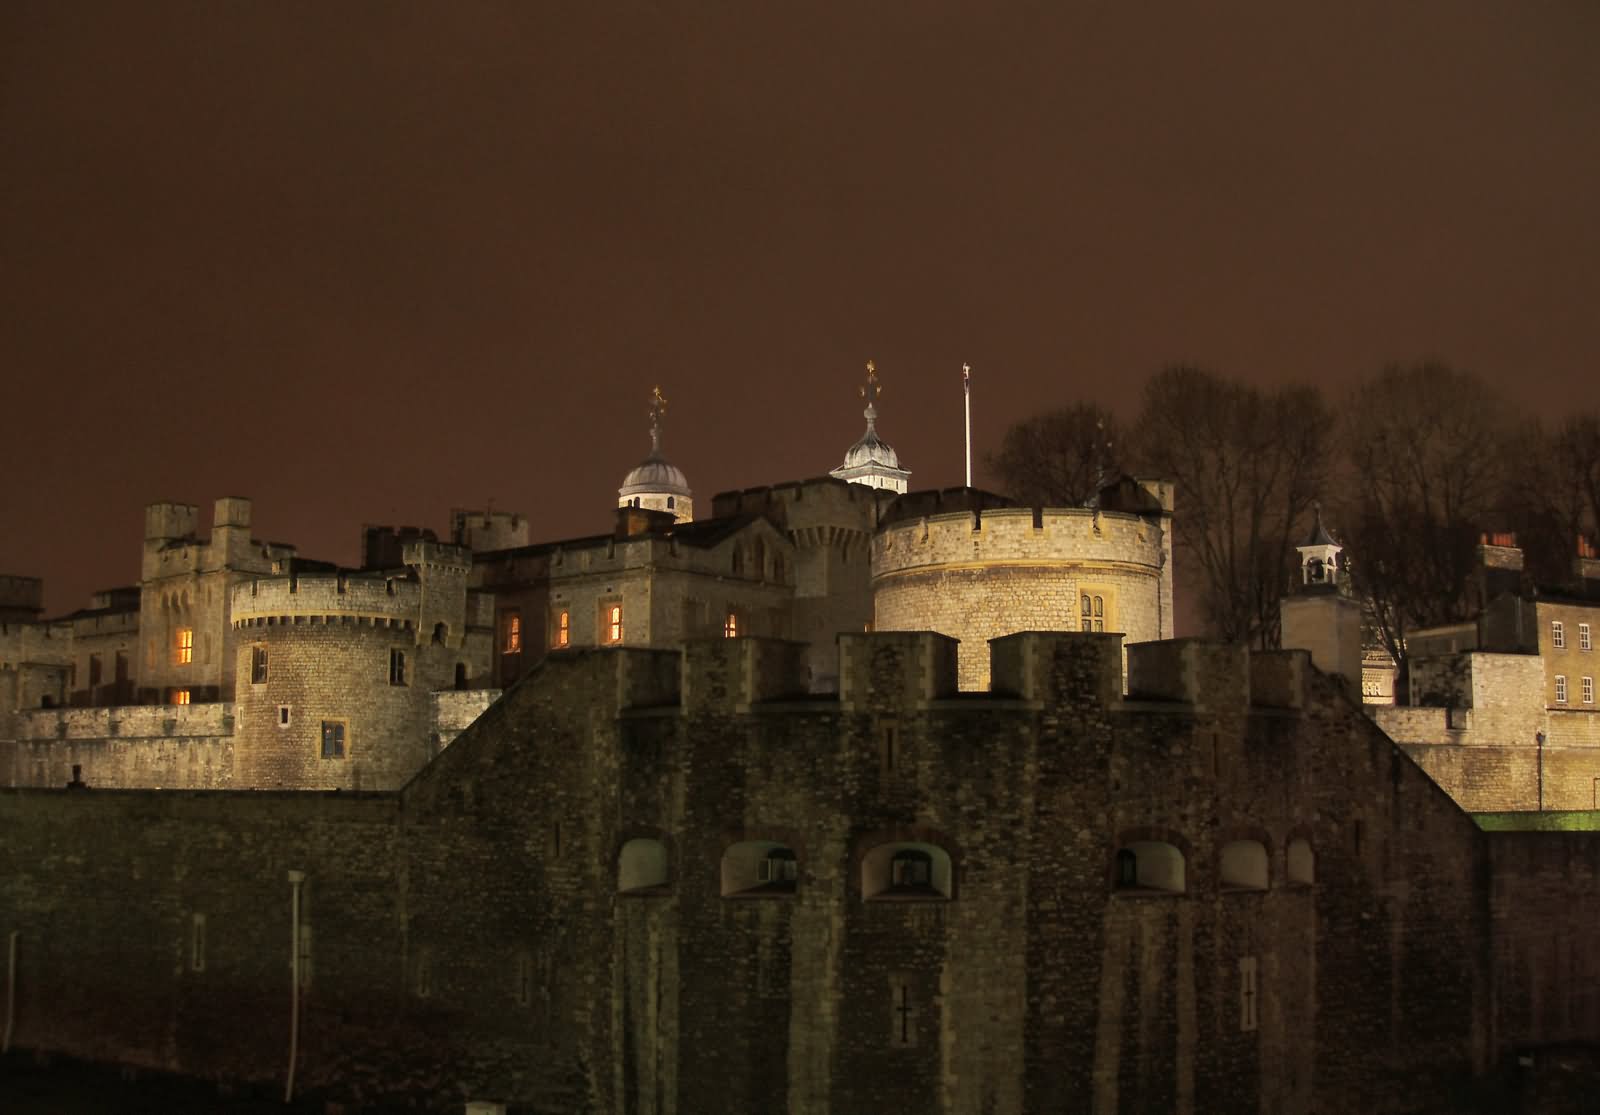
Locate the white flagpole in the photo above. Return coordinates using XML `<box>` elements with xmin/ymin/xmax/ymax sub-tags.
<box><xmin>962</xmin><ymin>363</ymin><xmax>972</xmax><ymax>488</ymax></box>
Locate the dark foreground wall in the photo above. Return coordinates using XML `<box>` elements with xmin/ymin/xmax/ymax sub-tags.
<box><xmin>0</xmin><ymin>635</ymin><xmax>1587</xmax><ymax>1114</ymax></box>
<box><xmin>0</xmin><ymin>790</ymin><xmax>404</xmax><ymax>1100</ymax></box>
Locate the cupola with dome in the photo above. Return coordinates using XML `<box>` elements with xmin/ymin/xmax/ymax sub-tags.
<box><xmin>618</xmin><ymin>385</ymin><xmax>693</xmax><ymax>522</ymax></box>
<box><xmin>830</xmin><ymin>359</ymin><xmax>911</xmax><ymax>494</ymax></box>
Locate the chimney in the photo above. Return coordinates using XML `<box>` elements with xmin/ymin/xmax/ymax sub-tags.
<box><xmin>1474</xmin><ymin>531</ymin><xmax>1523</xmax><ymax>608</ymax></box>
<box><xmin>1576</xmin><ymin>535</ymin><xmax>1600</xmax><ymax>598</ymax></box>
<box><xmin>614</xmin><ymin>505</ymin><xmax>674</xmax><ymax>539</ymax></box>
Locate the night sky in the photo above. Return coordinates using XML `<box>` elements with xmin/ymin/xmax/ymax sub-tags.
<box><xmin>4</xmin><ymin>2</ymin><xmax>1598</xmax><ymax>615</ymax></box>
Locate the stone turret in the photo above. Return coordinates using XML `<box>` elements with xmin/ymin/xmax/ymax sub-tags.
<box><xmin>1279</xmin><ymin>505</ymin><xmax>1362</xmax><ymax>698</ymax></box>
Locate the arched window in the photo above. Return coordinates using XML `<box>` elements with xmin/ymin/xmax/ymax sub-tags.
<box><xmin>1286</xmin><ymin>838</ymin><xmax>1315</xmax><ymax>886</ymax></box>
<box><xmin>618</xmin><ymin>838</ymin><xmax>669</xmax><ymax>894</ymax></box>
<box><xmin>723</xmin><ymin>612</ymin><xmax>738</xmax><ymax>638</ymax></box>
<box><xmin>1219</xmin><ymin>840</ymin><xmax>1269</xmax><ymax>892</ymax></box>
<box><xmin>432</xmin><ymin>622</ymin><xmax>448</xmax><ymax>645</ymax></box>
<box><xmin>453</xmin><ymin>662</ymin><xmax>467</xmax><ymax>690</ymax></box>
<box><xmin>667</xmin><ymin>496</ymin><xmax>675</xmax><ymax>510</ymax></box>
<box><xmin>1080</xmin><ymin>594</ymin><xmax>1105</xmax><ymax>632</ymax></box>
<box><xmin>731</xmin><ymin>549</ymin><xmax>744</xmax><ymax>575</ymax></box>
<box><xmin>862</xmin><ymin>841</ymin><xmax>952</xmax><ymax>900</ymax></box>
<box><xmin>1113</xmin><ymin>841</ymin><xmax>1185</xmax><ymax>894</ymax></box>
<box><xmin>721</xmin><ymin>841</ymin><xmax>798</xmax><ymax>897</ymax></box>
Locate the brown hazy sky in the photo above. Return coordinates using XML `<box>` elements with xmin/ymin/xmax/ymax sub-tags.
<box><xmin>4</xmin><ymin>1</ymin><xmax>1599</xmax><ymax>614</ymax></box>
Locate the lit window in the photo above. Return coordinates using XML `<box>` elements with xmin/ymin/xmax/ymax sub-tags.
<box><xmin>389</xmin><ymin>648</ymin><xmax>406</xmax><ymax>686</ymax></box>
<box><xmin>1556</xmin><ymin>675</ymin><xmax>1568</xmax><ymax>704</ymax></box>
<box><xmin>175</xmin><ymin>627</ymin><xmax>194</xmax><ymax>665</ymax></box>
<box><xmin>170</xmin><ymin>688</ymin><xmax>191</xmax><ymax>705</ymax></box>
<box><xmin>724</xmin><ymin>612</ymin><xmax>738</xmax><ymax>638</ymax></box>
<box><xmin>321</xmin><ymin>721</ymin><xmax>346</xmax><ymax>759</ymax></box>
<box><xmin>1553</xmin><ymin>621</ymin><xmax>1566</xmax><ymax>649</ymax></box>
<box><xmin>1582</xmin><ymin>623</ymin><xmax>1592</xmax><ymax>652</ymax></box>
<box><xmin>605</xmin><ymin>604</ymin><xmax>623</xmax><ymax>644</ymax></box>
<box><xmin>553</xmin><ymin>609</ymin><xmax>570</xmax><ymax>648</ymax></box>
<box><xmin>503</xmin><ymin>612</ymin><xmax>522</xmax><ymax>654</ymax></box>
<box><xmin>251</xmin><ymin>646</ymin><xmax>268</xmax><ymax>684</ymax></box>
<box><xmin>1584</xmin><ymin>676</ymin><xmax>1595</xmax><ymax>705</ymax></box>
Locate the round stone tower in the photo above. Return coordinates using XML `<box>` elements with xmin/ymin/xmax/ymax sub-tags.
<box><xmin>871</xmin><ymin>485</ymin><xmax>1174</xmax><ymax>690</ymax></box>
<box><xmin>618</xmin><ymin>385</ymin><xmax>693</xmax><ymax>522</ymax></box>
<box><xmin>229</xmin><ymin>554</ymin><xmax>480</xmax><ymax>790</ymax></box>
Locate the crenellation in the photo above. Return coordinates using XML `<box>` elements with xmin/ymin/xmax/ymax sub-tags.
<box><xmin>1127</xmin><ymin>639</ymin><xmax>1251</xmax><ymax>716</ymax></box>
<box><xmin>231</xmin><ymin>573</ymin><xmax>422</xmax><ymax>624</ymax></box>
<box><xmin>837</xmin><ymin>631</ymin><xmax>959</xmax><ymax>713</ymax></box>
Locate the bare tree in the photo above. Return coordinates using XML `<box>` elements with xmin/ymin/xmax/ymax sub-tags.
<box><xmin>1130</xmin><ymin>367</ymin><xmax>1330</xmax><ymax>648</ymax></box>
<box><xmin>1502</xmin><ymin>413</ymin><xmax>1600</xmax><ymax>586</ymax></box>
<box><xmin>985</xmin><ymin>402</ymin><xmax>1123</xmax><ymax>507</ymax></box>
<box><xmin>1334</xmin><ymin>363</ymin><xmax>1515</xmax><ymax>676</ymax></box>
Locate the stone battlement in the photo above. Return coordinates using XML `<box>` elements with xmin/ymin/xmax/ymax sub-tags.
<box><xmin>592</xmin><ymin>632</ymin><xmax>1318</xmax><ymax>721</ymax></box>
<box><xmin>12</xmin><ymin>701</ymin><xmax>234</xmax><ymax>741</ymax></box>
<box><xmin>872</xmin><ymin>506</ymin><xmax>1166</xmax><ymax>577</ymax></box>
<box><xmin>401</xmin><ymin>539</ymin><xmax>472</xmax><ymax>570</ymax></box>
<box><xmin>230</xmin><ymin>572</ymin><xmax>421</xmax><ymax>624</ymax></box>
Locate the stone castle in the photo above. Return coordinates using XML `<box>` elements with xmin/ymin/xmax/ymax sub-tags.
<box><xmin>4</xmin><ymin>369</ymin><xmax>1600</xmax><ymax>1114</ymax></box>
<box><xmin>1</xmin><ymin>369</ymin><xmax>1175</xmax><ymax>794</ymax></box>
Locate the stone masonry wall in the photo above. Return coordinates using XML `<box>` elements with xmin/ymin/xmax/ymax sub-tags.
<box><xmin>1486</xmin><ymin>832</ymin><xmax>1600</xmax><ymax>1051</ymax></box>
<box><xmin>0</xmin><ymin>790</ymin><xmax>403</xmax><ymax>1096</ymax></box>
<box><xmin>1373</xmin><ymin>651</ymin><xmax>1600</xmax><ymax>811</ymax></box>
<box><xmin>0</xmin><ymin>635</ymin><xmax>1573</xmax><ymax>1115</ymax></box>
<box><xmin>3</xmin><ymin>704</ymin><xmax>233</xmax><ymax>789</ymax></box>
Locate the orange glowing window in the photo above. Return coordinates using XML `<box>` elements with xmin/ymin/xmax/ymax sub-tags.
<box><xmin>605</xmin><ymin>604</ymin><xmax>623</xmax><ymax>644</ymax></box>
<box><xmin>724</xmin><ymin>612</ymin><xmax>738</xmax><ymax>638</ymax></box>
<box><xmin>171</xmin><ymin>688</ymin><xmax>191</xmax><ymax>706</ymax></box>
<box><xmin>554</xmin><ymin>609</ymin><xmax>570</xmax><ymax>648</ymax></box>
<box><xmin>175</xmin><ymin>628</ymin><xmax>194</xmax><ymax>665</ymax></box>
<box><xmin>503</xmin><ymin>612</ymin><xmax>522</xmax><ymax>654</ymax></box>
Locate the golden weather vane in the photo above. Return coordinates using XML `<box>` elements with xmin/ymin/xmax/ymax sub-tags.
<box><xmin>859</xmin><ymin>360</ymin><xmax>882</xmax><ymax>408</ymax></box>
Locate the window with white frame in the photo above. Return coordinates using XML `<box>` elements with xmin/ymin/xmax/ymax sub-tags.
<box><xmin>1582</xmin><ymin>623</ymin><xmax>1592</xmax><ymax>651</ymax></box>
<box><xmin>1556</xmin><ymin>675</ymin><xmax>1568</xmax><ymax>704</ymax></box>
<box><xmin>1584</xmin><ymin>676</ymin><xmax>1595</xmax><ymax>705</ymax></box>
<box><xmin>1553</xmin><ymin>621</ymin><xmax>1566</xmax><ymax>649</ymax></box>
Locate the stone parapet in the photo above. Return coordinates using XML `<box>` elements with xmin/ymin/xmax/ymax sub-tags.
<box><xmin>231</xmin><ymin>573</ymin><xmax>421</xmax><ymax>625</ymax></box>
<box><xmin>872</xmin><ymin>506</ymin><xmax>1166</xmax><ymax>577</ymax></box>
<box><xmin>13</xmin><ymin>702</ymin><xmax>234</xmax><ymax>741</ymax></box>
